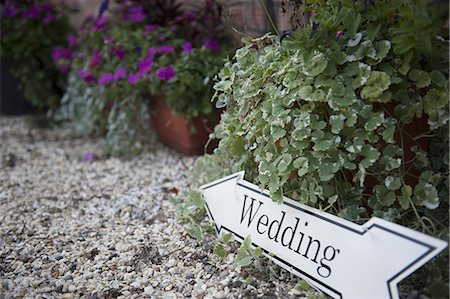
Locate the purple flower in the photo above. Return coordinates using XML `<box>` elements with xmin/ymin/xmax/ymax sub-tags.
<box><xmin>98</xmin><ymin>73</ymin><xmax>113</xmax><ymax>85</ymax></box>
<box><xmin>39</xmin><ymin>2</ymin><xmax>53</xmax><ymax>13</ymax></box>
<box><xmin>82</xmin><ymin>151</ymin><xmax>95</xmax><ymax>162</ymax></box>
<box><xmin>57</xmin><ymin>65</ymin><xmax>70</xmax><ymax>74</ymax></box>
<box><xmin>113</xmin><ymin>67</ymin><xmax>127</xmax><ymax>81</ymax></box>
<box><xmin>250</xmin><ymin>43</ymin><xmax>259</xmax><ymax>51</ymax></box>
<box><xmin>203</xmin><ymin>39</ymin><xmax>220</xmax><ymax>52</ymax></box>
<box><xmin>67</xmin><ymin>34</ymin><xmax>78</xmax><ymax>47</ymax></box>
<box><xmin>43</xmin><ymin>13</ymin><xmax>56</xmax><ymax>24</ymax></box>
<box><xmin>113</xmin><ymin>46</ymin><xmax>126</xmax><ymax>60</ymax></box>
<box><xmin>157</xmin><ymin>45</ymin><xmax>174</xmax><ymax>54</ymax></box>
<box><xmin>104</xmin><ymin>36</ymin><xmax>113</xmax><ymax>44</ymax></box>
<box><xmin>182</xmin><ymin>42</ymin><xmax>193</xmax><ymax>54</ymax></box>
<box><xmin>92</xmin><ymin>16</ymin><xmax>108</xmax><ymax>32</ymax></box>
<box><xmin>78</xmin><ymin>70</ymin><xmax>95</xmax><ymax>84</ymax></box>
<box><xmin>89</xmin><ymin>50</ymin><xmax>102</xmax><ymax>68</ymax></box>
<box><xmin>157</xmin><ymin>66</ymin><xmax>176</xmax><ymax>81</ymax></box>
<box><xmin>138</xmin><ymin>58</ymin><xmax>153</xmax><ymax>74</ymax></box>
<box><xmin>51</xmin><ymin>47</ymin><xmax>72</xmax><ymax>63</ymax></box>
<box><xmin>22</xmin><ymin>5</ymin><xmax>41</xmax><ymax>19</ymax></box>
<box><xmin>128</xmin><ymin>72</ymin><xmax>142</xmax><ymax>85</ymax></box>
<box><xmin>126</xmin><ymin>6</ymin><xmax>145</xmax><ymax>23</ymax></box>
<box><xmin>144</xmin><ymin>24</ymin><xmax>159</xmax><ymax>35</ymax></box>
<box><xmin>157</xmin><ymin>35</ymin><xmax>166</xmax><ymax>42</ymax></box>
<box><xmin>148</xmin><ymin>47</ymin><xmax>157</xmax><ymax>60</ymax></box>
<box><xmin>2</xmin><ymin>3</ymin><xmax>18</xmax><ymax>17</ymax></box>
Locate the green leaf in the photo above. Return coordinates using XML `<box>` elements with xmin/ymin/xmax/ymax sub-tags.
<box><xmin>221</xmin><ymin>232</ymin><xmax>234</xmax><ymax>244</ymax></box>
<box><xmin>236</xmin><ymin>256</ymin><xmax>253</xmax><ymax>266</ymax></box>
<box><xmin>430</xmin><ymin>70</ymin><xmax>447</xmax><ymax>87</ymax></box>
<box><xmin>361</xmin><ymin>146</ymin><xmax>380</xmax><ymax>168</ymax></box>
<box><xmin>409</xmin><ymin>69</ymin><xmax>431</xmax><ymax>88</ymax></box>
<box><xmin>186</xmin><ymin>223</ymin><xmax>203</xmax><ymax>241</ymax></box>
<box><xmin>384</xmin><ymin>176</ymin><xmax>402</xmax><ymax>190</ymax></box>
<box><xmin>375</xmin><ymin>40</ymin><xmax>391</xmax><ymax>60</ymax></box>
<box><xmin>304</xmin><ymin>51</ymin><xmax>328</xmax><ymax>77</ymax></box>
<box><xmin>361</xmin><ymin>71</ymin><xmax>391</xmax><ymax>100</ymax></box>
<box><xmin>213</xmin><ymin>243</ymin><xmax>226</xmax><ymax>258</ymax></box>
<box><xmin>329</xmin><ymin>114</ymin><xmax>345</xmax><ymax>134</ymax></box>
<box><xmin>347</xmin><ymin>32</ymin><xmax>362</xmax><ymax>47</ymax></box>
<box><xmin>294</xmin><ymin>157</ymin><xmax>309</xmax><ymax>177</ymax></box>
<box><xmin>364</xmin><ymin>113</ymin><xmax>385</xmax><ymax>131</ymax></box>
<box><xmin>278</xmin><ymin>153</ymin><xmax>293</xmax><ymax>173</ymax></box>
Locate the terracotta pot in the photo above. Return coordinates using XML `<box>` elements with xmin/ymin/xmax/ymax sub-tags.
<box><xmin>150</xmin><ymin>95</ymin><xmax>221</xmax><ymax>156</ymax></box>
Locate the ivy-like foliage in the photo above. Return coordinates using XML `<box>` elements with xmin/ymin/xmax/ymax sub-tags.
<box><xmin>193</xmin><ymin>0</ymin><xmax>448</xmax><ymax>294</ymax></box>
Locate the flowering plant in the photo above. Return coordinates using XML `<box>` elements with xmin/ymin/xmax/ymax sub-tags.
<box><xmin>0</xmin><ymin>0</ymin><xmax>74</xmax><ymax>110</ymax></box>
<box><xmin>58</xmin><ymin>0</ymin><xmax>230</xmax><ymax>155</ymax></box>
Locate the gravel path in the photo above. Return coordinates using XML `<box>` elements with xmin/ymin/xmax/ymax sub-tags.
<box><xmin>0</xmin><ymin>116</ymin><xmax>306</xmax><ymax>299</ymax></box>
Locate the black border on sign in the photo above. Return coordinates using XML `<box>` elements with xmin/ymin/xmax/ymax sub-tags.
<box><xmin>202</xmin><ymin>174</ymin><xmax>439</xmax><ymax>299</ymax></box>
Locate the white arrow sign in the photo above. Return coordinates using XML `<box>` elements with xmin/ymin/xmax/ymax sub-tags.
<box><xmin>200</xmin><ymin>172</ymin><xmax>447</xmax><ymax>299</ymax></box>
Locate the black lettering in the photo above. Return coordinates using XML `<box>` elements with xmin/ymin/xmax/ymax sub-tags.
<box><xmin>317</xmin><ymin>246</ymin><xmax>340</xmax><ymax>278</ymax></box>
<box><xmin>294</xmin><ymin>231</ymin><xmax>306</xmax><ymax>254</ymax></box>
<box><xmin>302</xmin><ymin>236</ymin><xmax>321</xmax><ymax>263</ymax></box>
<box><xmin>240</xmin><ymin>195</ymin><xmax>263</xmax><ymax>227</ymax></box>
<box><xmin>268</xmin><ymin>211</ymin><xmax>286</xmax><ymax>242</ymax></box>
<box><xmin>281</xmin><ymin>217</ymin><xmax>300</xmax><ymax>249</ymax></box>
<box><xmin>256</xmin><ymin>215</ymin><xmax>269</xmax><ymax>234</ymax></box>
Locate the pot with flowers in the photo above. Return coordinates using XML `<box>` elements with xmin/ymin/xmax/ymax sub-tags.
<box><xmin>57</xmin><ymin>0</ymin><xmax>230</xmax><ymax>156</ymax></box>
<box><xmin>0</xmin><ymin>0</ymin><xmax>74</xmax><ymax>114</ymax></box>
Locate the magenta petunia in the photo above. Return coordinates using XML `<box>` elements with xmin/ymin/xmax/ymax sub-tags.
<box><xmin>144</xmin><ymin>24</ymin><xmax>160</xmax><ymax>35</ymax></box>
<box><xmin>57</xmin><ymin>65</ymin><xmax>70</xmax><ymax>74</ymax></box>
<box><xmin>89</xmin><ymin>50</ymin><xmax>102</xmax><ymax>68</ymax></box>
<box><xmin>113</xmin><ymin>46</ymin><xmax>126</xmax><ymax>60</ymax></box>
<box><xmin>158</xmin><ymin>45</ymin><xmax>174</xmax><ymax>54</ymax></box>
<box><xmin>92</xmin><ymin>16</ymin><xmax>108</xmax><ymax>32</ymax></box>
<box><xmin>127</xmin><ymin>6</ymin><xmax>145</xmax><ymax>22</ymax></box>
<box><xmin>203</xmin><ymin>39</ymin><xmax>220</xmax><ymax>52</ymax></box>
<box><xmin>67</xmin><ymin>34</ymin><xmax>78</xmax><ymax>47</ymax></box>
<box><xmin>2</xmin><ymin>3</ymin><xmax>18</xmax><ymax>17</ymax></box>
<box><xmin>157</xmin><ymin>66</ymin><xmax>176</xmax><ymax>81</ymax></box>
<box><xmin>138</xmin><ymin>58</ymin><xmax>153</xmax><ymax>74</ymax></box>
<box><xmin>148</xmin><ymin>47</ymin><xmax>157</xmax><ymax>60</ymax></box>
<box><xmin>182</xmin><ymin>42</ymin><xmax>193</xmax><ymax>54</ymax></box>
<box><xmin>78</xmin><ymin>69</ymin><xmax>95</xmax><ymax>84</ymax></box>
<box><xmin>51</xmin><ymin>47</ymin><xmax>72</xmax><ymax>63</ymax></box>
<box><xmin>98</xmin><ymin>73</ymin><xmax>113</xmax><ymax>85</ymax></box>
<box><xmin>43</xmin><ymin>13</ymin><xmax>56</xmax><ymax>24</ymax></box>
<box><xmin>22</xmin><ymin>5</ymin><xmax>41</xmax><ymax>19</ymax></box>
<box><xmin>113</xmin><ymin>67</ymin><xmax>127</xmax><ymax>81</ymax></box>
<box><xmin>127</xmin><ymin>72</ymin><xmax>142</xmax><ymax>85</ymax></box>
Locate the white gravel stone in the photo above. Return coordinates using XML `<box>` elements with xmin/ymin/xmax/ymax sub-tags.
<box><xmin>0</xmin><ymin>116</ymin><xmax>313</xmax><ymax>298</ymax></box>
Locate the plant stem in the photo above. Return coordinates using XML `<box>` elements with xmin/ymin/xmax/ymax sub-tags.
<box><xmin>259</xmin><ymin>0</ymin><xmax>280</xmax><ymax>36</ymax></box>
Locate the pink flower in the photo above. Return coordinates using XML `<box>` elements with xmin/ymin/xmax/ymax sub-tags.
<box><xmin>98</xmin><ymin>73</ymin><xmax>113</xmax><ymax>85</ymax></box>
<box><xmin>157</xmin><ymin>66</ymin><xmax>175</xmax><ymax>81</ymax></box>
<box><xmin>203</xmin><ymin>39</ymin><xmax>220</xmax><ymax>52</ymax></box>
<box><xmin>157</xmin><ymin>45</ymin><xmax>174</xmax><ymax>54</ymax></box>
<box><xmin>113</xmin><ymin>46</ymin><xmax>126</xmax><ymax>60</ymax></box>
<box><xmin>113</xmin><ymin>67</ymin><xmax>127</xmax><ymax>81</ymax></box>
<box><xmin>182</xmin><ymin>42</ymin><xmax>193</xmax><ymax>54</ymax></box>
<box><xmin>336</xmin><ymin>31</ymin><xmax>345</xmax><ymax>38</ymax></box>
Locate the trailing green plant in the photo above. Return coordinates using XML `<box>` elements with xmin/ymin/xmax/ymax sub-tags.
<box><xmin>0</xmin><ymin>0</ymin><xmax>74</xmax><ymax>111</ymax></box>
<box><xmin>188</xmin><ymin>0</ymin><xmax>449</xmax><ymax>295</ymax></box>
